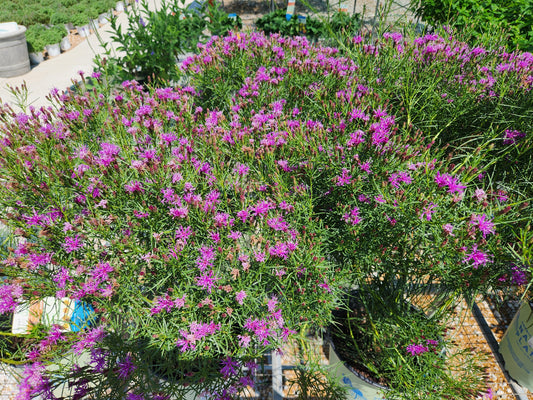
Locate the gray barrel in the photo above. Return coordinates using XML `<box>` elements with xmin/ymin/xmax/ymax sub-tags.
<box><xmin>0</xmin><ymin>25</ymin><xmax>31</xmax><ymax>78</ymax></box>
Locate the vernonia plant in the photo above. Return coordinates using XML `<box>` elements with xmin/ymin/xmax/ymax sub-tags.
<box><xmin>0</xmin><ymin>30</ymin><xmax>530</xmax><ymax>400</ymax></box>
<box><xmin>0</xmin><ymin>79</ymin><xmax>341</xmax><ymax>399</ymax></box>
<box><xmin>181</xmin><ymin>31</ymin><xmax>530</xmax><ymax>399</ymax></box>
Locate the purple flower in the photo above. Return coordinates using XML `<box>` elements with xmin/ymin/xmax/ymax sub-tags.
<box><xmin>233</xmin><ymin>163</ymin><xmax>250</xmax><ymax>176</ymax></box>
<box><xmin>72</xmin><ymin>327</ymin><xmax>106</xmax><ymax>355</ymax></box>
<box><xmin>254</xmin><ymin>251</ymin><xmax>266</xmax><ymax>262</ymax></box>
<box><xmin>236</xmin><ymin>290</ymin><xmax>247</xmax><ymax>305</ymax></box>
<box><xmin>91</xmin><ymin>262</ymin><xmax>114</xmax><ymax>281</ymax></box>
<box><xmin>503</xmin><ymin>129</ymin><xmax>525</xmax><ymax>145</ymax></box>
<box><xmin>169</xmin><ymin>206</ymin><xmax>188</xmax><ymax>219</ymax></box>
<box><xmin>124</xmin><ymin>180</ymin><xmax>144</xmax><ymax>194</ymax></box>
<box><xmin>374</xmin><ymin>195</ymin><xmax>386</xmax><ymax>204</ymax></box>
<box><xmin>228</xmin><ymin>230</ymin><xmax>242</xmax><ymax>240</ymax></box>
<box><xmin>383</xmin><ymin>32</ymin><xmax>403</xmax><ymax>44</ymax></box>
<box><xmin>150</xmin><ymin>294</ymin><xmax>175</xmax><ymax>315</ymax></box>
<box><xmin>406</xmin><ymin>343</ymin><xmax>429</xmax><ymax>356</ymax></box>
<box><xmin>342</xmin><ymin>206</ymin><xmax>361</xmax><ymax>225</ymax></box>
<box><xmin>74</xmin><ymin>164</ymin><xmax>90</xmax><ymax>177</ymax></box>
<box><xmin>238</xmin><ymin>334</ymin><xmax>251</xmax><ymax>348</ymax></box>
<box><xmin>63</xmin><ymin>235</ymin><xmax>84</xmax><ymax>253</ymax></box>
<box><xmin>420</xmin><ymin>203</ymin><xmax>437</xmax><ymax>221</ymax></box>
<box><xmin>470</xmin><ymin>214</ymin><xmax>495</xmax><ymax>238</ymax></box>
<box><xmin>196</xmin><ymin>270</ymin><xmax>218</xmax><ymax>293</ymax></box>
<box><xmin>442</xmin><ymin>223</ymin><xmax>455</xmax><ymax>236</ymax></box>
<box><xmin>220</xmin><ymin>357</ymin><xmax>239</xmax><ymax>378</ymax></box>
<box><xmin>0</xmin><ymin>284</ymin><xmax>23</xmax><ymax>314</ymax></box>
<box><xmin>473</xmin><ymin>188</ymin><xmax>487</xmax><ymax>202</ymax></box>
<box><xmin>28</xmin><ymin>252</ymin><xmax>53</xmax><ymax>270</ymax></box>
<box><xmin>389</xmin><ymin>171</ymin><xmax>412</xmax><ymax>188</ymax></box>
<box><xmin>267</xmin><ymin>216</ymin><xmax>288</xmax><ymax>231</ymax></box>
<box><xmin>511</xmin><ymin>264</ymin><xmax>528</xmax><ymax>286</ymax></box>
<box><xmin>90</xmin><ymin>348</ymin><xmax>107</xmax><ymax>373</ymax></box>
<box><xmin>98</xmin><ymin>142</ymin><xmax>121</xmax><ymax>166</ymax></box>
<box><xmin>237</xmin><ymin>209</ymin><xmax>249</xmax><ymax>222</ymax></box>
<box><xmin>267</xmin><ymin>296</ymin><xmax>278</xmax><ymax>312</ymax></box>
<box><xmin>335</xmin><ymin>168</ymin><xmax>352</xmax><ymax>186</ymax></box>
<box><xmin>175</xmin><ymin>226</ymin><xmax>194</xmax><ymax>241</ymax></box>
<box><xmin>253</xmin><ymin>200</ymin><xmax>276</xmax><ymax>216</ymax></box>
<box><xmin>135</xmin><ymin>105</ymin><xmax>152</xmax><ymax>117</ymax></box>
<box><xmin>462</xmin><ymin>244</ymin><xmax>491</xmax><ymax>268</ymax></box>
<box><xmin>117</xmin><ymin>355</ymin><xmax>136</xmax><ymax>380</ymax></box>
<box><xmin>348</xmin><ymin>108</ymin><xmax>369</xmax><ymax>122</ymax></box>
<box><xmin>434</xmin><ymin>172</ymin><xmax>466</xmax><ymax>194</ymax></box>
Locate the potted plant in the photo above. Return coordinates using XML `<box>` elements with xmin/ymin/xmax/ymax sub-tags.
<box><xmin>255</xmin><ymin>9</ymin><xmax>324</xmax><ymax>39</ymax></box>
<box><xmin>50</xmin><ymin>9</ymin><xmax>73</xmax><ymax>32</ymax></box>
<box><xmin>115</xmin><ymin>1</ymin><xmax>125</xmax><ymax>13</ymax></box>
<box><xmin>25</xmin><ymin>23</ymin><xmax>47</xmax><ymax>64</ymax></box>
<box><xmin>181</xmin><ymin>30</ymin><xmax>531</xmax><ymax>398</ymax></box>
<box><xmin>0</xmin><ymin>72</ymin><xmax>340</xmax><ymax>398</ymax></box>
<box><xmin>43</xmin><ymin>25</ymin><xmax>66</xmax><ymax>57</ymax></box>
<box><xmin>71</xmin><ymin>13</ymin><xmax>91</xmax><ymax>37</ymax></box>
<box><xmin>498</xmin><ymin>225</ymin><xmax>533</xmax><ymax>390</ymax></box>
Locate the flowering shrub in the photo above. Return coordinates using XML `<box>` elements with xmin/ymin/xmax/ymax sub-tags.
<box><xmin>346</xmin><ymin>29</ymin><xmax>533</xmax><ymax>189</ymax></box>
<box><xmin>183</xmin><ymin>31</ymin><xmax>526</xmax><ymax>295</ymax></box>
<box><xmin>0</xmin><ymin>78</ymin><xmax>340</xmax><ymax>398</ymax></box>
<box><xmin>331</xmin><ymin>295</ymin><xmax>488</xmax><ymax>399</ymax></box>
<box><xmin>410</xmin><ymin>0</ymin><xmax>533</xmax><ymax>51</ymax></box>
<box><xmin>181</xmin><ymin>32</ymin><xmax>529</xmax><ymax>398</ymax></box>
<box><xmin>0</xmin><ymin>30</ymin><xmax>531</xmax><ymax>399</ymax></box>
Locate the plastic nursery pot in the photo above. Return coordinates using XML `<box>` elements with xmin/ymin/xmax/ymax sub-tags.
<box><xmin>28</xmin><ymin>52</ymin><xmax>44</xmax><ymax>65</ymax></box>
<box><xmin>45</xmin><ymin>43</ymin><xmax>61</xmax><ymax>58</ymax></box>
<box><xmin>499</xmin><ymin>301</ymin><xmax>533</xmax><ymax>391</ymax></box>
<box><xmin>98</xmin><ymin>12</ymin><xmax>111</xmax><ymax>25</ymax></box>
<box><xmin>327</xmin><ymin>339</ymin><xmax>387</xmax><ymax>400</ymax></box>
<box><xmin>76</xmin><ymin>25</ymin><xmax>90</xmax><ymax>38</ymax></box>
<box><xmin>60</xmin><ymin>36</ymin><xmax>71</xmax><ymax>51</ymax></box>
<box><xmin>89</xmin><ymin>20</ymin><xmax>99</xmax><ymax>33</ymax></box>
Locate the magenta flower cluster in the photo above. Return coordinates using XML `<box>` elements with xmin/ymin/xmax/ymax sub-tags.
<box><xmin>0</xmin><ymin>29</ymin><xmax>529</xmax><ymax>400</ymax></box>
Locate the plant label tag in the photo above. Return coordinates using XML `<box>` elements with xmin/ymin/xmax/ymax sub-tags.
<box><xmin>11</xmin><ymin>297</ymin><xmax>76</xmax><ymax>334</ymax></box>
<box><xmin>339</xmin><ymin>1</ymin><xmax>348</xmax><ymax>12</ymax></box>
<box><xmin>286</xmin><ymin>1</ymin><xmax>295</xmax><ymax>21</ymax></box>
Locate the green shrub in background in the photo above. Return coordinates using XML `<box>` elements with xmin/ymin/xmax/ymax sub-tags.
<box><xmin>0</xmin><ymin>0</ymin><xmax>116</xmax><ymax>27</ymax></box>
<box><xmin>254</xmin><ymin>10</ymin><xmax>362</xmax><ymax>42</ymax></box>
<box><xmin>50</xmin><ymin>9</ymin><xmax>72</xmax><ymax>25</ymax></box>
<box><xmin>255</xmin><ymin>9</ymin><xmax>325</xmax><ymax>40</ymax></box>
<box><xmin>25</xmin><ymin>24</ymin><xmax>66</xmax><ymax>53</ymax></box>
<box><xmin>324</xmin><ymin>11</ymin><xmax>362</xmax><ymax>38</ymax></box>
<box><xmin>206</xmin><ymin>5</ymin><xmax>242</xmax><ymax>37</ymax></box>
<box><xmin>44</xmin><ymin>25</ymin><xmax>68</xmax><ymax>45</ymax></box>
<box><xmin>70</xmin><ymin>11</ymin><xmax>91</xmax><ymax>27</ymax></box>
<box><xmin>411</xmin><ymin>0</ymin><xmax>533</xmax><ymax>51</ymax></box>
<box><xmin>97</xmin><ymin>0</ymin><xmax>247</xmax><ymax>85</ymax></box>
